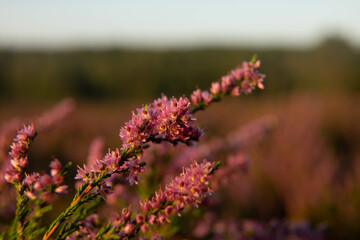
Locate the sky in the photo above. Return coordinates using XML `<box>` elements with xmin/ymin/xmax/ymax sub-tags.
<box><xmin>0</xmin><ymin>0</ymin><xmax>359</xmax><ymax>50</ymax></box>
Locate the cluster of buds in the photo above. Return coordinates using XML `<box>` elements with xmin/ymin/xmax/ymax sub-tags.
<box><xmin>102</xmin><ymin>159</ymin><xmax>216</xmax><ymax>238</ymax></box>
<box><xmin>23</xmin><ymin>159</ymin><xmax>68</xmax><ymax>201</ymax></box>
<box><xmin>119</xmin><ymin>95</ymin><xmax>202</xmax><ymax>150</ymax></box>
<box><xmin>191</xmin><ymin>60</ymin><xmax>265</xmax><ymax>107</ymax></box>
<box><xmin>75</xmin><ymin>148</ymin><xmax>145</xmax><ymax>199</ymax></box>
<box><xmin>4</xmin><ymin>124</ymin><xmax>36</xmax><ymax>184</ymax></box>
<box><xmin>139</xmin><ymin>160</ymin><xmax>215</xmax><ymax>228</ymax></box>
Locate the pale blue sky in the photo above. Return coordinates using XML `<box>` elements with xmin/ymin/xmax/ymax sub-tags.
<box><xmin>0</xmin><ymin>0</ymin><xmax>359</xmax><ymax>49</ymax></box>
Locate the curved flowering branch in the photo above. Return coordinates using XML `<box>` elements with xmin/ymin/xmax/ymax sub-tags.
<box><xmin>3</xmin><ymin>125</ymin><xmax>71</xmax><ymax>240</ymax></box>
<box><xmin>65</xmin><ymin>159</ymin><xmax>218</xmax><ymax>239</ymax></box>
<box><xmin>190</xmin><ymin>58</ymin><xmax>265</xmax><ymax>113</ymax></box>
<box><xmin>43</xmin><ymin>58</ymin><xmax>266</xmax><ymax>240</ymax></box>
<box><xmin>4</xmin><ymin>124</ymin><xmax>36</xmax><ymax>239</ymax></box>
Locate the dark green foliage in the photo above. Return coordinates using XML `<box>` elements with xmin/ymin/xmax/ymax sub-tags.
<box><xmin>0</xmin><ymin>37</ymin><xmax>358</xmax><ymax>103</ymax></box>
<box><xmin>58</xmin><ymin>197</ymin><xmax>104</xmax><ymax>239</ymax></box>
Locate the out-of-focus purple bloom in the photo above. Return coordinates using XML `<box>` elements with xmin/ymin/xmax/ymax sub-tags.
<box><xmin>191</xmin><ymin>88</ymin><xmax>203</xmax><ymax>105</ymax></box>
<box><xmin>50</xmin><ymin>159</ymin><xmax>63</xmax><ymax>177</ymax></box>
<box><xmin>202</xmin><ymin>90</ymin><xmax>213</xmax><ymax>105</ymax></box>
<box><xmin>210</xmin><ymin>82</ymin><xmax>222</xmax><ymax>95</ymax></box>
<box><xmin>241</xmin><ymin>79</ymin><xmax>256</xmax><ymax>94</ymax></box>
<box><xmin>35</xmin><ymin>98</ymin><xmax>76</xmax><ymax>131</ymax></box>
<box><xmin>87</xmin><ymin>137</ymin><xmax>105</xmax><ymax>167</ymax></box>
<box><xmin>231</xmin><ymin>86</ymin><xmax>241</xmax><ymax>96</ymax></box>
<box><xmin>221</xmin><ymin>75</ymin><xmax>235</xmax><ymax>93</ymax></box>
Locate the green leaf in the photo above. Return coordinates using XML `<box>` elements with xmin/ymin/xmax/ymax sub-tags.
<box><xmin>251</xmin><ymin>54</ymin><xmax>258</xmax><ymax>63</ymax></box>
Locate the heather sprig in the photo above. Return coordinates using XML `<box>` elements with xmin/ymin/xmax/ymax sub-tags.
<box><xmin>4</xmin><ymin>124</ymin><xmax>36</xmax><ymax>240</ymax></box>
<box><xmin>4</xmin><ymin>124</ymin><xmax>36</xmax><ymax>186</ymax></box>
<box><xmin>191</xmin><ymin>56</ymin><xmax>265</xmax><ymax>113</ymax></box>
<box><xmin>2</xmin><ymin>124</ymin><xmax>73</xmax><ymax>240</ymax></box>
<box><xmin>119</xmin><ymin>95</ymin><xmax>202</xmax><ymax>150</ymax></box>
<box><xmin>73</xmin><ymin>159</ymin><xmax>218</xmax><ymax>239</ymax></box>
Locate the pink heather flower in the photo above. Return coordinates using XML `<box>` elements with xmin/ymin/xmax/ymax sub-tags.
<box><xmin>231</xmin><ymin>86</ymin><xmax>241</xmax><ymax>96</ymax></box>
<box><xmin>221</xmin><ymin>75</ymin><xmax>235</xmax><ymax>93</ymax></box>
<box><xmin>55</xmin><ymin>185</ymin><xmax>68</xmax><ymax>194</ymax></box>
<box><xmin>4</xmin><ymin>166</ymin><xmax>23</xmax><ymax>183</ymax></box>
<box><xmin>241</xmin><ymin>80</ymin><xmax>256</xmax><ymax>94</ymax></box>
<box><xmin>15</xmin><ymin>124</ymin><xmax>36</xmax><ymax>141</ymax></box>
<box><xmin>10</xmin><ymin>157</ymin><xmax>28</xmax><ymax>169</ymax></box>
<box><xmin>140</xmin><ymin>199</ymin><xmax>151</xmax><ymax>212</ymax></box>
<box><xmin>126</xmin><ymin>161</ymin><xmax>145</xmax><ymax>185</ymax></box>
<box><xmin>136</xmin><ymin>213</ymin><xmax>145</xmax><ymax>224</ymax></box>
<box><xmin>75</xmin><ymin>164</ymin><xmax>91</xmax><ymax>182</ymax></box>
<box><xmin>23</xmin><ymin>166</ymin><xmax>68</xmax><ymax>202</ymax></box>
<box><xmin>119</xmin><ymin>108</ymin><xmax>151</xmax><ymax>149</ymax></box>
<box><xmin>122</xmin><ymin>205</ymin><xmax>132</xmax><ymax>220</ymax></box>
<box><xmin>123</xmin><ymin>222</ymin><xmax>136</xmax><ymax>235</ymax></box>
<box><xmin>231</xmin><ymin>67</ymin><xmax>244</xmax><ymax>80</ymax></box>
<box><xmin>201</xmin><ymin>91</ymin><xmax>213</xmax><ymax>105</ymax></box>
<box><xmin>101</xmin><ymin>148</ymin><xmax>122</xmax><ymax>173</ymax></box>
<box><xmin>191</xmin><ymin>88</ymin><xmax>203</xmax><ymax>105</ymax></box>
<box><xmin>252</xmin><ymin>73</ymin><xmax>266</xmax><ymax>89</ymax></box>
<box><xmin>148</xmin><ymin>214</ymin><xmax>157</xmax><ymax>225</ymax></box>
<box><xmin>210</xmin><ymin>82</ymin><xmax>221</xmax><ymax>94</ymax></box>
<box><xmin>242</xmin><ymin>61</ymin><xmax>255</xmax><ymax>79</ymax></box>
<box><xmin>5</xmin><ymin>124</ymin><xmax>36</xmax><ymax>184</ymax></box>
<box><xmin>50</xmin><ymin>158</ymin><xmax>63</xmax><ymax>177</ymax></box>
<box><xmin>254</xmin><ymin>59</ymin><xmax>261</xmax><ymax>68</ymax></box>
<box><xmin>9</xmin><ymin>142</ymin><xmax>27</xmax><ymax>160</ymax></box>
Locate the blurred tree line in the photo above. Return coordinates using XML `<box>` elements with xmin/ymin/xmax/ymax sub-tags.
<box><xmin>0</xmin><ymin>37</ymin><xmax>359</xmax><ymax>102</ymax></box>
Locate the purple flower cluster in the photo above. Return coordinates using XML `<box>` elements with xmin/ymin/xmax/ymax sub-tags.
<box><xmin>4</xmin><ymin>124</ymin><xmax>36</xmax><ymax>184</ymax></box>
<box><xmin>193</xmin><ymin>216</ymin><xmax>326</xmax><ymax>240</ymax></box>
<box><xmin>119</xmin><ymin>95</ymin><xmax>202</xmax><ymax>149</ymax></box>
<box><xmin>75</xmin><ymin>148</ymin><xmax>145</xmax><ymax>197</ymax></box>
<box><xmin>104</xmin><ymin>159</ymin><xmax>215</xmax><ymax>237</ymax></box>
<box><xmin>191</xmin><ymin>60</ymin><xmax>265</xmax><ymax>106</ymax></box>
<box><xmin>23</xmin><ymin>159</ymin><xmax>68</xmax><ymax>201</ymax></box>
<box><xmin>140</xmin><ymin>159</ymin><xmax>215</xmax><ymax>220</ymax></box>
<box><xmin>237</xmin><ymin>220</ymin><xmax>326</xmax><ymax>240</ymax></box>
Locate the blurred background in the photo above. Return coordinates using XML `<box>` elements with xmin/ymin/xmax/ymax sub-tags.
<box><xmin>0</xmin><ymin>0</ymin><xmax>360</xmax><ymax>239</ymax></box>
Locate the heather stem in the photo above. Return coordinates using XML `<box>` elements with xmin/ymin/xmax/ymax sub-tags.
<box><xmin>11</xmin><ymin>185</ymin><xmax>28</xmax><ymax>240</ymax></box>
<box><xmin>42</xmin><ymin>181</ymin><xmax>99</xmax><ymax>240</ymax></box>
<box><xmin>42</xmin><ymin>146</ymin><xmax>143</xmax><ymax>240</ymax></box>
